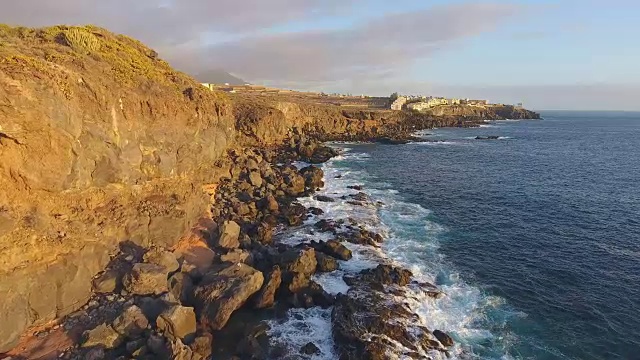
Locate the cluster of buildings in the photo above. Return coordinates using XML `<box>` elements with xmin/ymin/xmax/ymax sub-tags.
<box><xmin>201</xmin><ymin>83</ymin><xmax>299</xmax><ymax>95</ymax></box>
<box><xmin>391</xmin><ymin>95</ymin><xmax>489</xmax><ymax>111</ymax></box>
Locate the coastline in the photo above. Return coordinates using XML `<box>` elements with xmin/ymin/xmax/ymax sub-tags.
<box><xmin>3</xmin><ymin>130</ymin><xmax>517</xmax><ymax>359</ymax></box>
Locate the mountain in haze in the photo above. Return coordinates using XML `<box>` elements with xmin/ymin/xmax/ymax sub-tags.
<box><xmin>196</xmin><ymin>69</ymin><xmax>246</xmax><ymax>85</ymax></box>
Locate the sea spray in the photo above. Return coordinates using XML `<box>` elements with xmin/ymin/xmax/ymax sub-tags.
<box><xmin>267</xmin><ymin>146</ymin><xmax>513</xmax><ymax>359</ymax></box>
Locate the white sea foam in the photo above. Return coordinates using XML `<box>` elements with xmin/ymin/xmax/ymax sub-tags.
<box><xmin>267</xmin><ymin>307</ymin><xmax>337</xmax><ymax>360</ymax></box>
<box><xmin>268</xmin><ymin>146</ymin><xmax>507</xmax><ymax>359</ymax></box>
<box><xmin>411</xmin><ymin>141</ymin><xmax>460</xmax><ymax>146</ymax></box>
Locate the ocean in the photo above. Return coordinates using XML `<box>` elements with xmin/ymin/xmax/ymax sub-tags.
<box><xmin>268</xmin><ymin>111</ymin><xmax>640</xmax><ymax>359</ymax></box>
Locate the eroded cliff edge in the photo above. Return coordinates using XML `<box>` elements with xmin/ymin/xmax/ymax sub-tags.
<box><xmin>0</xmin><ymin>25</ymin><xmax>539</xmax><ymax>352</ymax></box>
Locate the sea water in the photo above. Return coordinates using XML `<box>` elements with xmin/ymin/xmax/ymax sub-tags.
<box><xmin>268</xmin><ymin>111</ymin><xmax>640</xmax><ymax>360</ymax></box>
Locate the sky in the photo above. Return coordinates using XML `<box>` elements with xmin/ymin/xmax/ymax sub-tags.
<box><xmin>1</xmin><ymin>0</ymin><xmax>639</xmax><ymax>110</ymax></box>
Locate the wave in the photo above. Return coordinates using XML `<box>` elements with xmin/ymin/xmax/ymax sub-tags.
<box><xmin>463</xmin><ymin>136</ymin><xmax>512</xmax><ymax>140</ymax></box>
<box><xmin>411</xmin><ymin>141</ymin><xmax>462</xmax><ymax>146</ymax></box>
<box><xmin>268</xmin><ymin>146</ymin><xmax>513</xmax><ymax>359</ymax></box>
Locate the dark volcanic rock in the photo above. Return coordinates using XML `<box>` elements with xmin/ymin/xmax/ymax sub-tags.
<box><xmin>236</xmin><ymin>322</ymin><xmax>272</xmax><ymax>360</ymax></box>
<box><xmin>350</xmin><ymin>192</ymin><xmax>369</xmax><ymax>202</ymax></box>
<box><xmin>216</xmin><ymin>220</ymin><xmax>241</xmax><ymax>249</ymax></box>
<box><xmin>308</xmin><ymin>207</ymin><xmax>324</xmax><ymax>216</ymax></box>
<box><xmin>111</xmin><ymin>305</ymin><xmax>148</xmax><ymax>338</ymax></box>
<box><xmin>332</xmin><ymin>292</ymin><xmax>427</xmax><ymax>359</ymax></box>
<box><xmin>315</xmin><ymin>252</ymin><xmax>339</xmax><ymax>272</ymax></box>
<box><xmin>475</xmin><ymin>135</ymin><xmax>500</xmax><ymax>140</ymax></box>
<box><xmin>344</xmin><ymin>264</ymin><xmax>412</xmax><ymax>290</ymax></box>
<box><xmin>279</xmin><ymin>248</ymin><xmax>317</xmax><ymax>276</ymax></box>
<box><xmin>311</xmin><ymin>240</ymin><xmax>352</xmax><ymax>261</ymax></box>
<box><xmin>122</xmin><ymin>263</ymin><xmax>169</xmax><ymax>296</ymax></box>
<box><xmin>156</xmin><ymin>305</ymin><xmax>197</xmax><ymax>342</ymax></box>
<box><xmin>290</xmin><ymin>280</ymin><xmax>335</xmax><ymax>308</ymax></box>
<box><xmin>340</xmin><ymin>229</ymin><xmax>383</xmax><ymax>247</ymax></box>
<box><xmin>314</xmin><ymin>195</ymin><xmax>335</xmax><ymax>202</ymax></box>
<box><xmin>194</xmin><ymin>264</ymin><xmax>264</xmax><ymax>331</ymax></box>
<box><xmin>300</xmin><ymin>165</ymin><xmax>324</xmax><ymax>190</ymax></box>
<box><xmin>377</xmin><ymin>137</ymin><xmax>411</xmax><ymax>145</ymax></box>
<box><xmin>301</xmin><ymin>342</ymin><xmax>321</xmax><ymax>355</ymax></box>
<box><xmin>433</xmin><ymin>329</ymin><xmax>454</xmax><ymax>347</ymax></box>
<box><xmin>252</xmin><ymin>265</ymin><xmax>282</xmax><ymax>309</ymax></box>
<box><xmin>314</xmin><ymin>219</ymin><xmax>341</xmax><ymax>233</ymax></box>
<box><xmin>331</xmin><ymin>261</ymin><xmax>444</xmax><ymax>359</ymax></box>
<box><xmin>281</xmin><ymin>202</ymin><xmax>307</xmax><ymax>226</ymax></box>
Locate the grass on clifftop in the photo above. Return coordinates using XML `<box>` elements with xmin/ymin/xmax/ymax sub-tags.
<box><xmin>0</xmin><ymin>24</ymin><xmax>196</xmax><ymax>89</ymax></box>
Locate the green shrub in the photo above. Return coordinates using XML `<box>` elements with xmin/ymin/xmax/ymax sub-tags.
<box><xmin>61</xmin><ymin>27</ymin><xmax>100</xmax><ymax>53</ymax></box>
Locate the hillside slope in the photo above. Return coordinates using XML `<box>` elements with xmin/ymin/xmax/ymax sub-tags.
<box><xmin>0</xmin><ymin>25</ymin><xmax>239</xmax><ymax>350</ymax></box>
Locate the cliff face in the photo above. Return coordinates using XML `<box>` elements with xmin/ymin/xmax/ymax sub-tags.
<box><xmin>425</xmin><ymin>104</ymin><xmax>540</xmax><ymax>119</ymax></box>
<box><xmin>0</xmin><ymin>25</ymin><xmax>237</xmax><ymax>350</ymax></box>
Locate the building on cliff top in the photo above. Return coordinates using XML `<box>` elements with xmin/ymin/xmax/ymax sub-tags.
<box><xmin>390</xmin><ymin>96</ymin><xmax>407</xmax><ymax>110</ymax></box>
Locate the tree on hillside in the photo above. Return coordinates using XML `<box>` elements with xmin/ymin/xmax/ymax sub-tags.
<box><xmin>390</xmin><ymin>92</ymin><xmax>399</xmax><ymax>101</ymax></box>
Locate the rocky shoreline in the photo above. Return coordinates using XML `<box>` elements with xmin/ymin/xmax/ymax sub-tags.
<box><xmin>4</xmin><ymin>136</ymin><xmax>458</xmax><ymax>360</ymax></box>
<box><xmin>0</xmin><ymin>25</ymin><xmax>541</xmax><ymax>359</ymax></box>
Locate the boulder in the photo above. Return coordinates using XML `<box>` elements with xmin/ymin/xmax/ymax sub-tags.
<box><xmin>84</xmin><ymin>348</ymin><xmax>106</xmax><ymax>360</ymax></box>
<box><xmin>190</xmin><ymin>333</ymin><xmax>213</xmax><ymax>359</ymax></box>
<box><xmin>312</xmin><ymin>240</ymin><xmax>352</xmax><ymax>261</ymax></box>
<box><xmin>92</xmin><ymin>269</ymin><xmax>120</xmax><ymax>293</ymax></box>
<box><xmin>433</xmin><ymin>330</ymin><xmax>454</xmax><ymax>347</ymax></box>
<box><xmin>316</xmin><ymin>252</ymin><xmax>339</xmax><ymax>272</ymax></box>
<box><xmin>137</xmin><ymin>296</ymin><xmax>174</xmax><ymax>323</ymax></box>
<box><xmin>126</xmin><ymin>339</ymin><xmax>147</xmax><ymax>355</ymax></box>
<box><xmin>279</xmin><ymin>248</ymin><xmax>317</xmax><ymax>276</ymax></box>
<box><xmin>168</xmin><ymin>272</ymin><xmax>194</xmax><ymax>304</ymax></box>
<box><xmin>236</xmin><ymin>322</ymin><xmax>271</xmax><ymax>360</ymax></box>
<box><xmin>290</xmin><ymin>280</ymin><xmax>334</xmax><ymax>308</ymax></box>
<box><xmin>194</xmin><ymin>264</ymin><xmax>264</xmax><ymax>330</ymax></box>
<box><xmin>144</xmin><ymin>248</ymin><xmax>180</xmax><ymax>273</ymax></box>
<box><xmin>111</xmin><ymin>305</ymin><xmax>149</xmax><ymax>338</ymax></box>
<box><xmin>299</xmin><ymin>165</ymin><xmax>324</xmax><ymax>189</ymax></box>
<box><xmin>147</xmin><ymin>332</ymin><xmax>168</xmax><ymax>355</ymax></box>
<box><xmin>285</xmin><ymin>272</ymin><xmax>310</xmax><ymax>294</ymax></box>
<box><xmin>308</xmin><ymin>207</ymin><xmax>324</xmax><ymax>216</ymax></box>
<box><xmin>249</xmin><ymin>171</ymin><xmax>263</xmax><ymax>187</ymax></box>
<box><xmin>314</xmin><ymin>195</ymin><xmax>335</xmax><ymax>202</ymax></box>
<box><xmin>246</xmin><ymin>158</ymin><xmax>260</xmax><ymax>170</ymax></box>
<box><xmin>82</xmin><ymin>323</ymin><xmax>123</xmax><ymax>349</ymax></box>
<box><xmin>301</xmin><ymin>342</ymin><xmax>321</xmax><ymax>355</ymax></box>
<box><xmin>344</xmin><ymin>264</ymin><xmax>412</xmax><ymax>291</ymax></box>
<box><xmin>260</xmin><ymin>195</ymin><xmax>279</xmax><ymax>212</ymax></box>
<box><xmin>314</xmin><ymin>219</ymin><xmax>340</xmax><ymax>233</ymax></box>
<box><xmin>281</xmin><ymin>202</ymin><xmax>307</xmax><ymax>226</ymax></box>
<box><xmin>123</xmin><ymin>263</ymin><xmax>169</xmax><ymax>295</ymax></box>
<box><xmin>341</xmin><ymin>229</ymin><xmax>383</xmax><ymax>247</ymax></box>
<box><xmin>157</xmin><ymin>305</ymin><xmax>197</xmax><ymax>341</ymax></box>
<box><xmin>350</xmin><ymin>192</ymin><xmax>369</xmax><ymax>202</ymax></box>
<box><xmin>216</xmin><ymin>220</ymin><xmax>241</xmax><ymax>249</ymax></box>
<box><xmin>332</xmin><ymin>291</ymin><xmax>429</xmax><ymax>359</ymax></box>
<box><xmin>220</xmin><ymin>249</ymin><xmax>252</xmax><ymax>264</ymax></box>
<box><xmin>252</xmin><ymin>265</ymin><xmax>282</xmax><ymax>309</ymax></box>
<box><xmin>169</xmin><ymin>338</ymin><xmax>203</xmax><ymax>360</ymax></box>
<box><xmin>283</xmin><ymin>173</ymin><xmax>305</xmax><ymax>196</ymax></box>
<box><xmin>255</xmin><ymin>222</ymin><xmax>274</xmax><ymax>245</ymax></box>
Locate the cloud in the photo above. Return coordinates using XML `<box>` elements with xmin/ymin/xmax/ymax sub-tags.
<box><xmin>0</xmin><ymin>1</ymin><xmax>521</xmax><ymax>85</ymax></box>
<box><xmin>185</xmin><ymin>3</ymin><xmax>521</xmax><ymax>83</ymax></box>
<box><xmin>0</xmin><ymin>0</ymin><xmax>355</xmax><ymax>45</ymax></box>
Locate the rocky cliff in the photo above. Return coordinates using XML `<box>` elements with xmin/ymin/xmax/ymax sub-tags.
<box><xmin>425</xmin><ymin>104</ymin><xmax>540</xmax><ymax>119</ymax></box>
<box><xmin>0</xmin><ymin>24</ymin><xmax>539</xmax><ymax>354</ymax></box>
